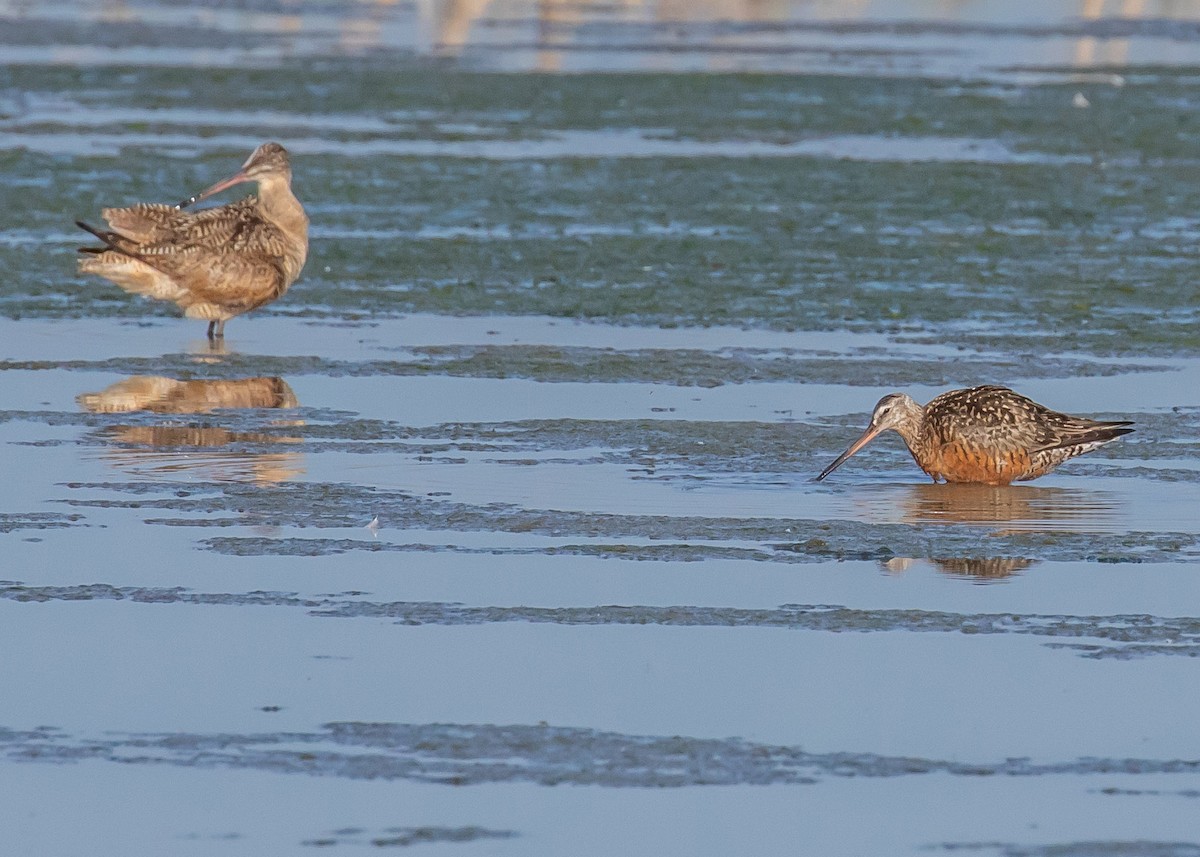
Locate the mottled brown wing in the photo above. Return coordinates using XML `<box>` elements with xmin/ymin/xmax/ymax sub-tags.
<box><xmin>922</xmin><ymin>386</ymin><xmax>1058</xmax><ymax>454</ymax></box>
<box><xmin>104</xmin><ymin>197</ymin><xmax>269</xmax><ymax>253</ymax></box>
<box><xmin>101</xmin><ymin>203</ymin><xmax>182</xmax><ymax>243</ymax></box>
<box><xmin>170</xmin><ymin>199</ymin><xmax>283</xmax><ymax>254</ymax></box>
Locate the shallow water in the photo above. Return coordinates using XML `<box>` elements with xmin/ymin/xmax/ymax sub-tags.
<box><xmin>2</xmin><ymin>2</ymin><xmax>1200</xmax><ymax>855</ymax></box>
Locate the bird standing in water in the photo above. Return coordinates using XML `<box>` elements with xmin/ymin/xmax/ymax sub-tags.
<box><xmin>816</xmin><ymin>385</ymin><xmax>1133</xmax><ymax>485</ymax></box>
<box><xmin>76</xmin><ymin>142</ymin><xmax>308</xmax><ymax>340</ymax></box>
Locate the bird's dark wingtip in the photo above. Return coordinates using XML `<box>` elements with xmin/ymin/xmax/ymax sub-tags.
<box><xmin>75</xmin><ymin>220</ymin><xmax>108</xmax><ymax>242</ymax></box>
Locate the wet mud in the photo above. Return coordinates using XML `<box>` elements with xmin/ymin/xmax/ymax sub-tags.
<box><xmin>4</xmin><ymin>720</ymin><xmax>1198</xmax><ymax>787</ymax></box>
<box><xmin>2</xmin><ymin>580</ymin><xmax>1198</xmax><ymax>659</ymax></box>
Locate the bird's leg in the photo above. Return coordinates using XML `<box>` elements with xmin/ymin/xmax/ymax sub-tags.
<box><xmin>207</xmin><ymin>320</ymin><xmax>226</xmax><ymax>340</ymax></box>
<box><xmin>207</xmin><ymin>320</ymin><xmax>216</xmax><ymax>340</ymax></box>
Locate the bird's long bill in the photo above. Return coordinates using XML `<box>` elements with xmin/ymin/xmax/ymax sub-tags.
<box><xmin>815</xmin><ymin>424</ymin><xmax>883</xmax><ymax>482</ymax></box>
<box><xmin>176</xmin><ymin>168</ymin><xmax>251</xmax><ymax>209</ymax></box>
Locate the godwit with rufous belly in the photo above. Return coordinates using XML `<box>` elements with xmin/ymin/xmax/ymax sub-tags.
<box><xmin>816</xmin><ymin>385</ymin><xmax>1133</xmax><ymax>485</ymax></box>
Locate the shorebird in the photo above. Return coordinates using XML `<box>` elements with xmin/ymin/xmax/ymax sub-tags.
<box><xmin>76</xmin><ymin>142</ymin><xmax>308</xmax><ymax>340</ymax></box>
<box><xmin>816</xmin><ymin>385</ymin><xmax>1133</xmax><ymax>485</ymax></box>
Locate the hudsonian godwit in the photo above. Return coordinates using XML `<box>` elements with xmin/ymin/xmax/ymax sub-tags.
<box><xmin>816</xmin><ymin>385</ymin><xmax>1133</xmax><ymax>485</ymax></box>
<box><xmin>76</xmin><ymin>142</ymin><xmax>308</xmax><ymax>340</ymax></box>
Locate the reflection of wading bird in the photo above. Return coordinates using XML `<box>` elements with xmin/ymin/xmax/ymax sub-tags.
<box><xmin>816</xmin><ymin>385</ymin><xmax>1133</xmax><ymax>485</ymax></box>
<box><xmin>76</xmin><ymin>142</ymin><xmax>308</xmax><ymax>340</ymax></box>
<box><xmin>78</xmin><ymin>376</ymin><xmax>304</xmax><ymax>484</ymax></box>
<box><xmin>78</xmin><ymin>376</ymin><xmax>299</xmax><ymax>414</ymax></box>
<box><xmin>896</xmin><ymin>482</ymin><xmax>1117</xmax><ymax>529</ymax></box>
<box><xmin>881</xmin><ymin>556</ymin><xmax>1039</xmax><ymax>580</ymax></box>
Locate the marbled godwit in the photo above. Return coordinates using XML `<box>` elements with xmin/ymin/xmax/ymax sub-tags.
<box><xmin>76</xmin><ymin>142</ymin><xmax>308</xmax><ymax>340</ymax></box>
<box><xmin>815</xmin><ymin>385</ymin><xmax>1133</xmax><ymax>485</ymax></box>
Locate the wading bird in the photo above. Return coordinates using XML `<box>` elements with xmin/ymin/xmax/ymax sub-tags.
<box><xmin>76</xmin><ymin>142</ymin><xmax>308</xmax><ymax>340</ymax></box>
<box><xmin>815</xmin><ymin>385</ymin><xmax>1133</xmax><ymax>485</ymax></box>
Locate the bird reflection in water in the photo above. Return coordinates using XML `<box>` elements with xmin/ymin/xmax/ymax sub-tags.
<box><xmin>77</xmin><ymin>376</ymin><xmax>303</xmax><ymax>484</ymax></box>
<box><xmin>897</xmin><ymin>482</ymin><xmax>1120</xmax><ymax>532</ymax></box>
<box><xmin>870</xmin><ymin>482</ymin><xmax>1122</xmax><ymax>581</ymax></box>
<box><xmin>880</xmin><ymin>556</ymin><xmax>1040</xmax><ymax>582</ymax></box>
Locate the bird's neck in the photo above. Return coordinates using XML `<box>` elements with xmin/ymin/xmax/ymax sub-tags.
<box><xmin>256</xmin><ymin>175</ymin><xmax>308</xmax><ymax>280</ymax></box>
<box><xmin>889</xmin><ymin>400</ymin><xmax>927</xmax><ymax>450</ymax></box>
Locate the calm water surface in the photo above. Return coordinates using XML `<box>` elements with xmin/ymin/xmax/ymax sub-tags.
<box><xmin>1</xmin><ymin>2</ymin><xmax>1199</xmax><ymax>855</ymax></box>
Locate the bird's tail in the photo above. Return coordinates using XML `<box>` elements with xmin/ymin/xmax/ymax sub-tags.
<box><xmin>75</xmin><ymin>220</ymin><xmax>183</xmax><ymax>302</ymax></box>
<box><xmin>1039</xmin><ymin>421</ymin><xmax>1134</xmax><ymax>456</ymax></box>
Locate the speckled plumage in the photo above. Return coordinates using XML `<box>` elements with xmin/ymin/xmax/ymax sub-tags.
<box><xmin>816</xmin><ymin>385</ymin><xmax>1134</xmax><ymax>485</ymax></box>
<box><xmin>76</xmin><ymin>142</ymin><xmax>308</xmax><ymax>339</ymax></box>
